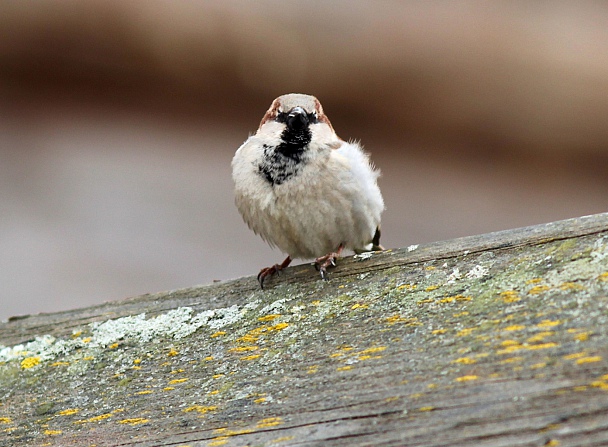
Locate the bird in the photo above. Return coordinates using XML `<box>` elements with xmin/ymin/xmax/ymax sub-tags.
<box><xmin>231</xmin><ymin>93</ymin><xmax>385</xmax><ymax>288</ymax></box>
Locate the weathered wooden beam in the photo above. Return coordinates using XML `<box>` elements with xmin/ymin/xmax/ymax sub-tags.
<box><xmin>1</xmin><ymin>213</ymin><xmax>608</xmax><ymax>447</ymax></box>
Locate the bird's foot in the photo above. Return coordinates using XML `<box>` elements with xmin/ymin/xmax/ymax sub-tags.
<box><xmin>314</xmin><ymin>244</ymin><xmax>345</xmax><ymax>280</ymax></box>
<box><xmin>257</xmin><ymin>256</ymin><xmax>292</xmax><ymax>289</ymax></box>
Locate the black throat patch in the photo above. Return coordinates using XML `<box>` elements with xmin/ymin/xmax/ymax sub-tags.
<box><xmin>258</xmin><ymin>126</ymin><xmax>312</xmax><ymax>186</ymax></box>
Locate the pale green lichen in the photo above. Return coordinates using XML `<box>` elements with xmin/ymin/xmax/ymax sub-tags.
<box><xmin>0</xmin><ymin>305</ymin><xmax>253</xmax><ymax>364</ymax></box>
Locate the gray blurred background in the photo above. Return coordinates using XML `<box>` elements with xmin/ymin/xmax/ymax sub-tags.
<box><xmin>1</xmin><ymin>1</ymin><xmax>607</xmax><ymax>321</ymax></box>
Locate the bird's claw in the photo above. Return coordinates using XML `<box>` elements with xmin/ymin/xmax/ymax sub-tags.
<box><xmin>257</xmin><ymin>266</ymin><xmax>277</xmax><ymax>289</ymax></box>
<box><xmin>314</xmin><ymin>247</ymin><xmax>343</xmax><ymax>281</ymax></box>
<box><xmin>257</xmin><ymin>256</ymin><xmax>292</xmax><ymax>289</ymax></box>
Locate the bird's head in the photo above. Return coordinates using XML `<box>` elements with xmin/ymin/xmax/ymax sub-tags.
<box><xmin>257</xmin><ymin>94</ymin><xmax>337</xmax><ymax>151</ymax></box>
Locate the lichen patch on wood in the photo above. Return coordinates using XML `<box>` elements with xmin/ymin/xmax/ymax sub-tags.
<box><xmin>1</xmin><ymin>213</ymin><xmax>608</xmax><ymax>446</ymax></box>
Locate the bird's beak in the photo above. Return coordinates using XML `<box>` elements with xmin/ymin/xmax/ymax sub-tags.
<box><xmin>287</xmin><ymin>107</ymin><xmax>309</xmax><ymax>131</ymax></box>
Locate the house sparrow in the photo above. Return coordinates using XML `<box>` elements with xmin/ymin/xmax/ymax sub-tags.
<box><xmin>232</xmin><ymin>93</ymin><xmax>384</xmax><ymax>288</ymax></box>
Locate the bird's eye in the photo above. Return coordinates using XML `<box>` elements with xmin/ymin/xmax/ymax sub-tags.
<box><xmin>308</xmin><ymin>112</ymin><xmax>318</xmax><ymax>124</ymax></box>
<box><xmin>276</xmin><ymin>112</ymin><xmax>288</xmax><ymax>123</ymax></box>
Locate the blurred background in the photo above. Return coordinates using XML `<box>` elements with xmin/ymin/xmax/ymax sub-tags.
<box><xmin>1</xmin><ymin>1</ymin><xmax>607</xmax><ymax>321</ymax></box>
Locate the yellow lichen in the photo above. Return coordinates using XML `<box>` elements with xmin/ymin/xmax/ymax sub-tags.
<box><xmin>536</xmin><ymin>320</ymin><xmax>562</xmax><ymax>329</ymax></box>
<box><xmin>213</xmin><ymin>428</ymin><xmax>254</xmax><ymax>436</ymax></box>
<box><xmin>75</xmin><ymin>413</ymin><xmax>113</xmax><ymax>424</ymax></box>
<box><xmin>559</xmin><ymin>282</ymin><xmax>585</xmax><ymax>291</ymax></box>
<box><xmin>307</xmin><ymin>365</ymin><xmax>319</xmax><ymax>374</ymax></box>
<box><xmin>168</xmin><ymin>378</ymin><xmax>188</xmax><ymax>384</ymax></box>
<box><xmin>21</xmin><ymin>357</ymin><xmax>41</xmax><ymax>369</ymax></box>
<box><xmin>237</xmin><ymin>334</ymin><xmax>259</xmax><ymax>344</ymax></box>
<box><xmin>496</xmin><ymin>344</ymin><xmax>522</xmax><ymax>355</ymax></box>
<box><xmin>270</xmin><ymin>322</ymin><xmax>289</xmax><ymax>331</ymax></box>
<box><xmin>529</xmin><ymin>285</ymin><xmax>550</xmax><ymax>294</ymax></box>
<box><xmin>456</xmin><ymin>328</ymin><xmax>476</xmax><ymax>337</ymax></box>
<box><xmin>500</xmin><ymin>357</ymin><xmax>523</xmax><ymax>364</ymax></box>
<box><xmin>500</xmin><ymin>290</ymin><xmax>521</xmax><ymax>303</ymax></box>
<box><xmin>563</xmin><ymin>352</ymin><xmax>587</xmax><ymax>360</ymax></box>
<box><xmin>258</xmin><ymin>314</ymin><xmax>281</xmax><ymax>322</ymax></box>
<box><xmin>432</xmin><ymin>329</ymin><xmax>447</xmax><ymax>335</ymax></box>
<box><xmin>527</xmin><ymin>332</ymin><xmax>554</xmax><ymax>343</ymax></box>
<box><xmin>229</xmin><ymin>346</ymin><xmax>259</xmax><ymax>352</ymax></box>
<box><xmin>44</xmin><ymin>429</ymin><xmax>62</xmax><ymax>435</ymax></box>
<box><xmin>576</xmin><ymin>356</ymin><xmax>602</xmax><ymax>364</ymax></box>
<box><xmin>240</xmin><ymin>354</ymin><xmax>261</xmax><ymax>361</ymax></box>
<box><xmin>358</xmin><ymin>346</ymin><xmax>386</xmax><ymax>355</ymax></box>
<box><xmin>184</xmin><ymin>405</ymin><xmax>218</xmax><ymax>414</ymax></box>
<box><xmin>574</xmin><ymin>332</ymin><xmax>590</xmax><ymax>342</ymax></box>
<box><xmin>271</xmin><ymin>436</ymin><xmax>295</xmax><ymax>444</ymax></box>
<box><xmin>135</xmin><ymin>390</ymin><xmax>153</xmax><ymax>395</ymax></box>
<box><xmin>237</xmin><ymin>323</ymin><xmax>289</xmax><ymax>344</ymax></box>
<box><xmin>167</xmin><ymin>348</ymin><xmax>179</xmax><ymax>356</ymax></box>
<box><xmin>109</xmin><ymin>342</ymin><xmax>119</xmax><ymax>349</ymax></box>
<box><xmin>452</xmin><ymin>357</ymin><xmax>476</xmax><ymax>365</ymax></box>
<box><xmin>526</xmin><ymin>342</ymin><xmax>558</xmax><ymax>351</ymax></box>
<box><xmin>257</xmin><ymin>417</ymin><xmax>282</xmax><ymax>428</ymax></box>
<box><xmin>51</xmin><ymin>361</ymin><xmax>69</xmax><ymax>367</ymax></box>
<box><xmin>58</xmin><ymin>409</ymin><xmax>79</xmax><ymax>416</ymax></box>
<box><xmin>118</xmin><ymin>418</ymin><xmax>149</xmax><ymax>425</ymax></box>
<box><xmin>254</xmin><ymin>397</ymin><xmax>266</xmax><ymax>404</ymax></box>
<box><xmin>210</xmin><ymin>331</ymin><xmax>226</xmax><ymax>338</ymax></box>
<box><xmin>418</xmin><ymin>406</ymin><xmax>435</xmax><ymax>412</ymax></box>
<box><xmin>351</xmin><ymin>303</ymin><xmax>368</xmax><ymax>310</ymax></box>
<box><xmin>0</xmin><ymin>418</ymin><xmax>12</xmax><ymax>424</ymax></box>
<box><xmin>337</xmin><ymin>365</ymin><xmax>353</xmax><ymax>371</ymax></box>
<box><xmin>504</xmin><ymin>325</ymin><xmax>525</xmax><ymax>331</ymax></box>
<box><xmin>425</xmin><ymin>285</ymin><xmax>440</xmax><ymax>291</ymax></box>
<box><xmin>455</xmin><ymin>375</ymin><xmax>478</xmax><ymax>382</ymax></box>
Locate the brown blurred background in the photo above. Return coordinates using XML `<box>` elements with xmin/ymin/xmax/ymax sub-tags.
<box><xmin>1</xmin><ymin>1</ymin><xmax>607</xmax><ymax>321</ymax></box>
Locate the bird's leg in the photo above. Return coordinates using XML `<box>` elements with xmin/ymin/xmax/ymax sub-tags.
<box><xmin>314</xmin><ymin>244</ymin><xmax>345</xmax><ymax>280</ymax></box>
<box><xmin>257</xmin><ymin>256</ymin><xmax>292</xmax><ymax>289</ymax></box>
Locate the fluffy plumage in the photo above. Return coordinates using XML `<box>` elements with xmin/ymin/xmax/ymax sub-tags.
<box><xmin>232</xmin><ymin>93</ymin><xmax>384</xmax><ymax>286</ymax></box>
